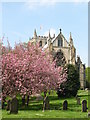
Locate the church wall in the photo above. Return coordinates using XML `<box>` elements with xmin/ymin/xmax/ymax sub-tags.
<box><xmin>61</xmin><ymin>47</ymin><xmax>70</xmax><ymax>64</ymax></box>
<box><xmin>53</xmin><ymin>47</ymin><xmax>70</xmax><ymax>64</ymax></box>
<box><xmin>79</xmin><ymin>63</ymin><xmax>86</xmax><ymax>89</ymax></box>
<box><xmin>53</xmin><ymin>38</ymin><xmax>58</xmax><ymax>46</ymax></box>
<box><xmin>39</xmin><ymin>37</ymin><xmax>47</xmax><ymax>47</ymax></box>
<box><xmin>63</xmin><ymin>38</ymin><xmax>69</xmax><ymax>47</ymax></box>
<box><xmin>30</xmin><ymin>29</ymin><xmax>86</xmax><ymax>89</ymax></box>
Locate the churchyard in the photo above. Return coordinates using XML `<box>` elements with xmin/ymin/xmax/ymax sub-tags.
<box><xmin>0</xmin><ymin>41</ymin><xmax>89</xmax><ymax>119</ymax></box>
<box><xmin>2</xmin><ymin>90</ymin><xmax>89</xmax><ymax>118</ymax></box>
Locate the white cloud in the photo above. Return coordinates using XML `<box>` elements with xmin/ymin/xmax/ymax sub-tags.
<box><xmin>44</xmin><ymin>28</ymin><xmax>56</xmax><ymax>37</ymax></box>
<box><xmin>25</xmin><ymin>0</ymin><xmax>57</xmax><ymax>10</ymax></box>
<box><xmin>25</xmin><ymin>0</ymin><xmax>89</xmax><ymax>10</ymax></box>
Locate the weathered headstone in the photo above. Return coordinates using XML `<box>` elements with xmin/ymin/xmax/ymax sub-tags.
<box><xmin>6</xmin><ymin>100</ymin><xmax>11</xmax><ymax>111</ymax></box>
<box><xmin>43</xmin><ymin>96</ymin><xmax>50</xmax><ymax>110</ymax></box>
<box><xmin>82</xmin><ymin>100</ymin><xmax>87</xmax><ymax>112</ymax></box>
<box><xmin>63</xmin><ymin>100</ymin><xmax>68</xmax><ymax>110</ymax></box>
<box><xmin>77</xmin><ymin>98</ymin><xmax>80</xmax><ymax>105</ymax></box>
<box><xmin>10</xmin><ymin>96</ymin><xmax>18</xmax><ymax>114</ymax></box>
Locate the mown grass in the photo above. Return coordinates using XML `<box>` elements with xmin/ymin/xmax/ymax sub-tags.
<box><xmin>2</xmin><ymin>90</ymin><xmax>89</xmax><ymax>118</ymax></box>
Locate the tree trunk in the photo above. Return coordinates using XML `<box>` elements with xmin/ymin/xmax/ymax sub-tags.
<box><xmin>22</xmin><ymin>95</ymin><xmax>25</xmax><ymax>106</ymax></box>
<box><xmin>2</xmin><ymin>96</ymin><xmax>6</xmax><ymax>109</ymax></box>
<box><xmin>2</xmin><ymin>101</ymin><xmax>5</xmax><ymax>109</ymax></box>
<box><xmin>26</xmin><ymin>95</ymin><xmax>29</xmax><ymax>107</ymax></box>
<box><xmin>43</xmin><ymin>91</ymin><xmax>47</xmax><ymax>111</ymax></box>
<box><xmin>48</xmin><ymin>90</ymin><xmax>50</xmax><ymax>95</ymax></box>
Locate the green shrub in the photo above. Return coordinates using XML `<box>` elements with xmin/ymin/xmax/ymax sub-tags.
<box><xmin>57</xmin><ymin>64</ymin><xmax>80</xmax><ymax>97</ymax></box>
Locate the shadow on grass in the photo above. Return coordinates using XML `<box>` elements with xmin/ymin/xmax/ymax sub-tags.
<box><xmin>78</xmin><ymin>94</ymin><xmax>89</xmax><ymax>97</ymax></box>
<box><xmin>68</xmin><ymin>103</ymin><xmax>81</xmax><ymax>112</ymax></box>
<box><xmin>50</xmin><ymin>103</ymin><xmax>62</xmax><ymax>110</ymax></box>
<box><xmin>48</xmin><ymin>96</ymin><xmax>59</xmax><ymax>101</ymax></box>
<box><xmin>18</xmin><ymin>102</ymin><xmax>62</xmax><ymax>111</ymax></box>
<box><xmin>19</xmin><ymin>103</ymin><xmax>43</xmax><ymax>111</ymax></box>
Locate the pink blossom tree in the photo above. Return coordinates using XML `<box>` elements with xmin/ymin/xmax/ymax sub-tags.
<box><xmin>2</xmin><ymin>42</ymin><xmax>67</xmax><ymax>108</ymax></box>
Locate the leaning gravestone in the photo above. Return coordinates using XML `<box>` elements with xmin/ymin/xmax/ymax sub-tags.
<box><xmin>10</xmin><ymin>96</ymin><xmax>18</xmax><ymax>114</ymax></box>
<box><xmin>6</xmin><ymin>100</ymin><xmax>11</xmax><ymax>111</ymax></box>
<box><xmin>43</xmin><ymin>96</ymin><xmax>50</xmax><ymax>110</ymax></box>
<box><xmin>82</xmin><ymin>100</ymin><xmax>87</xmax><ymax>112</ymax></box>
<box><xmin>63</xmin><ymin>100</ymin><xmax>68</xmax><ymax>110</ymax></box>
<box><xmin>77</xmin><ymin>98</ymin><xmax>80</xmax><ymax>105</ymax></box>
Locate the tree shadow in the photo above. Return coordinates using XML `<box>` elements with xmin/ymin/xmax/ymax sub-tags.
<box><xmin>48</xmin><ymin>96</ymin><xmax>60</xmax><ymax>101</ymax></box>
<box><xmin>19</xmin><ymin>103</ymin><xmax>43</xmax><ymax>111</ymax></box>
<box><xmin>19</xmin><ymin>101</ymin><xmax>62</xmax><ymax>111</ymax></box>
<box><xmin>68</xmin><ymin>103</ymin><xmax>81</xmax><ymax>112</ymax></box>
<box><xmin>78</xmin><ymin>94</ymin><xmax>89</xmax><ymax>97</ymax></box>
<box><xmin>50</xmin><ymin>103</ymin><xmax>62</xmax><ymax>110</ymax></box>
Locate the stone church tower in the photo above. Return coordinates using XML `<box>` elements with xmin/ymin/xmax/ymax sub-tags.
<box><xmin>30</xmin><ymin>29</ymin><xmax>86</xmax><ymax>89</ymax></box>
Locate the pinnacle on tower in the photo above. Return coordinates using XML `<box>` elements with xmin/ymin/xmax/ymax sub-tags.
<box><xmin>59</xmin><ymin>28</ymin><xmax>62</xmax><ymax>34</ymax></box>
<box><xmin>34</xmin><ymin>29</ymin><xmax>37</xmax><ymax>38</ymax></box>
<box><xmin>48</xmin><ymin>30</ymin><xmax>51</xmax><ymax>38</ymax></box>
<box><xmin>69</xmin><ymin>32</ymin><xmax>73</xmax><ymax>45</ymax></box>
<box><xmin>70</xmin><ymin>32</ymin><xmax>72</xmax><ymax>39</ymax></box>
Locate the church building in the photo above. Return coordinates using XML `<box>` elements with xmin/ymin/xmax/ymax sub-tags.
<box><xmin>30</xmin><ymin>29</ymin><xmax>86</xmax><ymax>89</ymax></box>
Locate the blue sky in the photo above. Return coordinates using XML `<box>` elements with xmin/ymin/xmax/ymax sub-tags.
<box><xmin>1</xmin><ymin>1</ymin><xmax>88</xmax><ymax>66</ymax></box>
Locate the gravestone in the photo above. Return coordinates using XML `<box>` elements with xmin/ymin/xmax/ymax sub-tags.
<box><xmin>6</xmin><ymin>100</ymin><xmax>11</xmax><ymax>111</ymax></box>
<box><xmin>10</xmin><ymin>96</ymin><xmax>18</xmax><ymax>114</ymax></box>
<box><xmin>63</xmin><ymin>100</ymin><xmax>68</xmax><ymax>110</ymax></box>
<box><xmin>82</xmin><ymin>100</ymin><xmax>87</xmax><ymax>112</ymax></box>
<box><xmin>43</xmin><ymin>96</ymin><xmax>50</xmax><ymax>110</ymax></box>
<box><xmin>77</xmin><ymin>98</ymin><xmax>80</xmax><ymax>105</ymax></box>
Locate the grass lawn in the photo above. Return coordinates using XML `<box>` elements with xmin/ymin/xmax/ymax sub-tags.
<box><xmin>2</xmin><ymin>90</ymin><xmax>89</xmax><ymax>119</ymax></box>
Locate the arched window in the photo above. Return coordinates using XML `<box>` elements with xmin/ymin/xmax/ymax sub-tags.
<box><xmin>58</xmin><ymin>39</ymin><xmax>63</xmax><ymax>47</ymax></box>
<box><xmin>39</xmin><ymin>41</ymin><xmax>42</xmax><ymax>47</ymax></box>
<box><xmin>58</xmin><ymin>40</ymin><xmax>60</xmax><ymax>47</ymax></box>
<box><xmin>54</xmin><ymin>50</ymin><xmax>66</xmax><ymax>67</ymax></box>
